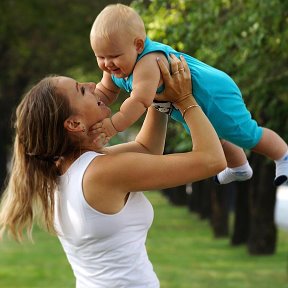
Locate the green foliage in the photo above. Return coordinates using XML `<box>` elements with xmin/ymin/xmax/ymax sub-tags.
<box><xmin>132</xmin><ymin>0</ymin><xmax>288</xmax><ymax>142</ymax></box>
<box><xmin>0</xmin><ymin>0</ymin><xmax>134</xmax><ymax>188</ymax></box>
<box><xmin>0</xmin><ymin>0</ymin><xmax>133</xmax><ymax>91</ymax></box>
<box><xmin>0</xmin><ymin>0</ymin><xmax>100</xmax><ymax>86</ymax></box>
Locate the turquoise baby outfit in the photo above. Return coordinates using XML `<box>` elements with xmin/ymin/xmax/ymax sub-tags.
<box><xmin>111</xmin><ymin>37</ymin><xmax>263</xmax><ymax>149</ymax></box>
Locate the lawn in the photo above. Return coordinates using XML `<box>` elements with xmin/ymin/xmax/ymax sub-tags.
<box><xmin>0</xmin><ymin>191</ymin><xmax>287</xmax><ymax>288</ymax></box>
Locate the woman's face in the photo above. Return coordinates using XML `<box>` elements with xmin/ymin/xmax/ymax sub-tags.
<box><xmin>55</xmin><ymin>76</ymin><xmax>111</xmax><ymax>129</ymax></box>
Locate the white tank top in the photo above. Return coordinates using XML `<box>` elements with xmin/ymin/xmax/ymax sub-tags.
<box><xmin>54</xmin><ymin>152</ymin><xmax>159</xmax><ymax>288</ymax></box>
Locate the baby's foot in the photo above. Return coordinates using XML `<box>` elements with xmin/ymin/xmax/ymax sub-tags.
<box><xmin>274</xmin><ymin>153</ymin><xmax>288</xmax><ymax>186</ymax></box>
<box><xmin>274</xmin><ymin>175</ymin><xmax>287</xmax><ymax>186</ymax></box>
<box><xmin>214</xmin><ymin>162</ymin><xmax>253</xmax><ymax>185</ymax></box>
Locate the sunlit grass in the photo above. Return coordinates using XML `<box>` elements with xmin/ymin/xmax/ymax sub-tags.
<box><xmin>0</xmin><ymin>191</ymin><xmax>287</xmax><ymax>288</ymax></box>
<box><xmin>0</xmin><ymin>227</ymin><xmax>74</xmax><ymax>288</ymax></box>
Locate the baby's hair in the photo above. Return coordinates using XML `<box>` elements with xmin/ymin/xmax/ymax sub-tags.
<box><xmin>90</xmin><ymin>4</ymin><xmax>146</xmax><ymax>41</ymax></box>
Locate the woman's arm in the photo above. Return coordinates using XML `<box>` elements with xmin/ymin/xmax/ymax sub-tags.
<box><xmin>105</xmin><ymin>106</ymin><xmax>168</xmax><ymax>155</ymax></box>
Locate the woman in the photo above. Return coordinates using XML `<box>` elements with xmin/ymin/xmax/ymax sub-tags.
<box><xmin>0</xmin><ymin>55</ymin><xmax>226</xmax><ymax>287</ymax></box>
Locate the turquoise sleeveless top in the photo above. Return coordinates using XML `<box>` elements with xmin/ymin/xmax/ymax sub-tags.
<box><xmin>111</xmin><ymin>37</ymin><xmax>262</xmax><ymax>149</ymax></box>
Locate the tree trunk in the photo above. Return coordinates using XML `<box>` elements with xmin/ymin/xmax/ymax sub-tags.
<box><xmin>187</xmin><ymin>181</ymin><xmax>201</xmax><ymax>213</ymax></box>
<box><xmin>248</xmin><ymin>155</ymin><xmax>277</xmax><ymax>255</ymax></box>
<box><xmin>231</xmin><ymin>180</ymin><xmax>250</xmax><ymax>246</ymax></box>
<box><xmin>0</xmin><ymin>87</ymin><xmax>19</xmax><ymax>194</ymax></box>
<box><xmin>0</xmin><ymin>140</ymin><xmax>8</xmax><ymax>193</ymax></box>
<box><xmin>210</xmin><ymin>181</ymin><xmax>230</xmax><ymax>238</ymax></box>
<box><xmin>162</xmin><ymin>185</ymin><xmax>187</xmax><ymax>206</ymax></box>
<box><xmin>187</xmin><ymin>180</ymin><xmax>211</xmax><ymax>220</ymax></box>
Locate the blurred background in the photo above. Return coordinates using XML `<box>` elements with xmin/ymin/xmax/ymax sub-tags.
<box><xmin>0</xmin><ymin>0</ymin><xmax>287</xmax><ymax>287</ymax></box>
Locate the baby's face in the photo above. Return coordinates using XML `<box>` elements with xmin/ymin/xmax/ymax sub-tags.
<box><xmin>91</xmin><ymin>33</ymin><xmax>140</xmax><ymax>78</ymax></box>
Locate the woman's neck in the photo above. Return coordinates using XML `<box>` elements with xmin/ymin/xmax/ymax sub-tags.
<box><xmin>57</xmin><ymin>149</ymin><xmax>88</xmax><ymax>175</ymax></box>
<box><xmin>58</xmin><ymin>145</ymin><xmax>107</xmax><ymax>175</ymax></box>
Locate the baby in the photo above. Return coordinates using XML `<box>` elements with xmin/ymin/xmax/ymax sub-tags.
<box><xmin>90</xmin><ymin>3</ymin><xmax>288</xmax><ymax>186</ymax></box>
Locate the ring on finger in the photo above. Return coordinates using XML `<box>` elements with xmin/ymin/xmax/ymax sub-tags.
<box><xmin>179</xmin><ymin>68</ymin><xmax>184</xmax><ymax>71</ymax></box>
<box><xmin>173</xmin><ymin>71</ymin><xmax>179</xmax><ymax>75</ymax></box>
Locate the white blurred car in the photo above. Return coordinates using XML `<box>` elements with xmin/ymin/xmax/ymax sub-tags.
<box><xmin>275</xmin><ymin>183</ymin><xmax>288</xmax><ymax>230</ymax></box>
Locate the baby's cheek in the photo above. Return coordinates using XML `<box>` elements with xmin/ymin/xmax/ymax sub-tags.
<box><xmin>97</xmin><ymin>61</ymin><xmax>105</xmax><ymax>70</ymax></box>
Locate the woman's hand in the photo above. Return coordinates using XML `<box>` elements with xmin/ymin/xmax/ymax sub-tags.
<box><xmin>157</xmin><ymin>54</ymin><xmax>192</xmax><ymax>104</ymax></box>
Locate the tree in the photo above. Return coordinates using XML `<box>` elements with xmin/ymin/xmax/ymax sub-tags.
<box><xmin>132</xmin><ymin>0</ymin><xmax>288</xmax><ymax>254</ymax></box>
<box><xmin>0</xmin><ymin>0</ymin><xmax>132</xmax><ymax>191</ymax></box>
<box><xmin>132</xmin><ymin>0</ymin><xmax>288</xmax><ymax>136</ymax></box>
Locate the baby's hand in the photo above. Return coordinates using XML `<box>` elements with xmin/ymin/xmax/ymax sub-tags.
<box><xmin>93</xmin><ymin>132</ymin><xmax>111</xmax><ymax>149</ymax></box>
<box><xmin>97</xmin><ymin>117</ymin><xmax>118</xmax><ymax>138</ymax></box>
<box><xmin>87</xmin><ymin>125</ymin><xmax>110</xmax><ymax>149</ymax></box>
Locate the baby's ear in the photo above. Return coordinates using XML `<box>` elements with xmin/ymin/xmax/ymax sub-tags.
<box><xmin>134</xmin><ymin>38</ymin><xmax>144</xmax><ymax>54</ymax></box>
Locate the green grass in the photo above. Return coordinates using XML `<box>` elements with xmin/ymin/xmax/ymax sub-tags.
<box><xmin>146</xmin><ymin>192</ymin><xmax>288</xmax><ymax>288</ymax></box>
<box><xmin>0</xmin><ymin>227</ymin><xmax>74</xmax><ymax>288</ymax></box>
<box><xmin>0</xmin><ymin>191</ymin><xmax>287</xmax><ymax>288</ymax></box>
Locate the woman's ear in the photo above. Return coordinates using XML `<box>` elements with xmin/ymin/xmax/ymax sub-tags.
<box><xmin>64</xmin><ymin>117</ymin><xmax>83</xmax><ymax>132</ymax></box>
<box><xmin>134</xmin><ymin>38</ymin><xmax>144</xmax><ymax>54</ymax></box>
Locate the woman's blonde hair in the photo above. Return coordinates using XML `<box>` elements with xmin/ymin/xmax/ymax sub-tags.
<box><xmin>90</xmin><ymin>3</ymin><xmax>146</xmax><ymax>42</ymax></box>
<box><xmin>0</xmin><ymin>76</ymin><xmax>74</xmax><ymax>241</ymax></box>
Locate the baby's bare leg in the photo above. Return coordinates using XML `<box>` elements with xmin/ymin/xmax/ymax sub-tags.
<box><xmin>222</xmin><ymin>140</ymin><xmax>247</xmax><ymax>167</ymax></box>
<box><xmin>252</xmin><ymin>128</ymin><xmax>287</xmax><ymax>159</ymax></box>
<box><xmin>252</xmin><ymin>128</ymin><xmax>288</xmax><ymax>186</ymax></box>
<box><xmin>214</xmin><ymin>140</ymin><xmax>253</xmax><ymax>184</ymax></box>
